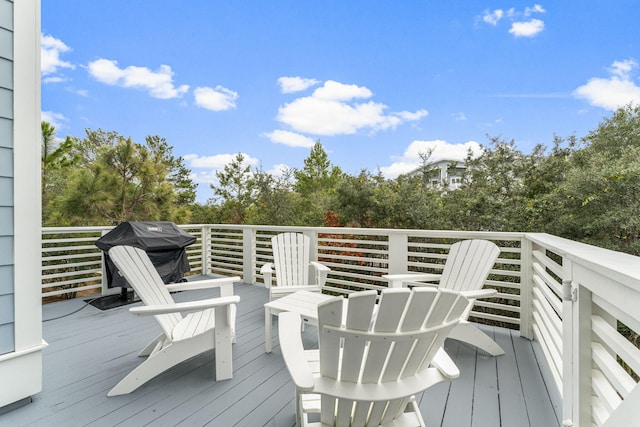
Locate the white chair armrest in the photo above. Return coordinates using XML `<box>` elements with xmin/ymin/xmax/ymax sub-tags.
<box><xmin>382</xmin><ymin>273</ymin><xmax>441</xmax><ymax>288</ymax></box>
<box><xmin>310</xmin><ymin>261</ymin><xmax>330</xmax><ymax>287</ymax></box>
<box><xmin>165</xmin><ymin>276</ymin><xmax>240</xmax><ymax>293</ymax></box>
<box><xmin>278</xmin><ymin>312</ymin><xmax>315</xmax><ymax>391</ymax></box>
<box><xmin>309</xmin><ymin>261</ymin><xmax>330</xmax><ymax>272</ymax></box>
<box><xmin>460</xmin><ymin>289</ymin><xmax>497</xmax><ymax>300</ymax></box>
<box><xmin>129</xmin><ymin>295</ymin><xmax>240</xmax><ymax>316</ymax></box>
<box><xmin>430</xmin><ymin>347</ymin><xmax>460</xmax><ymax>379</ymax></box>
<box><xmin>260</xmin><ymin>263</ymin><xmax>274</xmax><ymax>289</ymax></box>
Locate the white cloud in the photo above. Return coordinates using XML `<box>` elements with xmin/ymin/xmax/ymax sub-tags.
<box><xmin>609</xmin><ymin>59</ymin><xmax>637</xmax><ymax>77</ymax></box>
<box><xmin>396</xmin><ymin>110</ymin><xmax>429</xmax><ymax>121</ymax></box>
<box><xmin>482</xmin><ymin>9</ymin><xmax>504</xmax><ymax>26</ymax></box>
<box><xmin>267</xmin><ymin>163</ymin><xmax>291</xmax><ymax>177</ymax></box>
<box><xmin>184</xmin><ymin>153</ymin><xmax>258</xmax><ymax>169</ymax></box>
<box><xmin>193</xmin><ymin>86</ymin><xmax>238</xmax><ymax>111</ymax></box>
<box><xmin>378</xmin><ymin>161</ymin><xmax>422</xmax><ymax>179</ymax></box>
<box><xmin>42</xmin><ymin>76</ymin><xmax>68</xmax><ymax>84</ymax></box>
<box><xmin>453</xmin><ymin>112</ymin><xmax>468</xmax><ymax>121</ymax></box>
<box><xmin>183</xmin><ymin>152</ymin><xmax>260</xmax><ymax>198</ymax></box>
<box><xmin>41</xmin><ymin>34</ymin><xmax>75</xmax><ymax>77</ymax></box>
<box><xmin>380</xmin><ymin>140</ymin><xmax>481</xmax><ymax>179</ymax></box>
<box><xmin>480</xmin><ymin>5</ymin><xmax>546</xmax><ymax>37</ymax></box>
<box><xmin>41</xmin><ymin>110</ymin><xmax>68</xmax><ymax>130</ymax></box>
<box><xmin>278</xmin><ymin>97</ymin><xmax>385</xmax><ymax>135</ymax></box>
<box><xmin>87</xmin><ymin>59</ymin><xmax>189</xmax><ymax>99</ymax></box>
<box><xmin>276</xmin><ymin>80</ymin><xmax>427</xmax><ymax>136</ymax></box>
<box><xmin>185</xmin><ymin>153</ymin><xmax>259</xmax><ymax>204</ymax></box>
<box><xmin>402</xmin><ymin>140</ymin><xmax>480</xmax><ymax>162</ymax></box>
<box><xmin>574</xmin><ymin>59</ymin><xmax>640</xmax><ymax>110</ymax></box>
<box><xmin>312</xmin><ymin>80</ymin><xmax>372</xmax><ymax>101</ymax></box>
<box><xmin>262</xmin><ymin>130</ymin><xmax>316</xmax><ymax>148</ymax></box>
<box><xmin>525</xmin><ymin>4</ymin><xmax>546</xmax><ymax>16</ymax></box>
<box><xmin>88</xmin><ymin>59</ymin><xmax>122</xmax><ymax>84</ymax></box>
<box><xmin>278</xmin><ymin>76</ymin><xmax>320</xmax><ymax>93</ymax></box>
<box><xmin>190</xmin><ymin>171</ymin><xmax>219</xmax><ymax>187</ymax></box>
<box><xmin>509</xmin><ymin>19</ymin><xmax>544</xmax><ymax>37</ymax></box>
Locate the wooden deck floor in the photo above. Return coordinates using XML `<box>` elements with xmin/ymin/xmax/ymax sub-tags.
<box><xmin>2</xmin><ymin>280</ymin><xmax>561</xmax><ymax>426</ymax></box>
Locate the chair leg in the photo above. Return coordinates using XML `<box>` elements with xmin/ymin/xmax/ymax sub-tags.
<box><xmin>448</xmin><ymin>321</ymin><xmax>505</xmax><ymax>356</ymax></box>
<box><xmin>108</xmin><ymin>333</ymin><xmax>214</xmax><ymax>396</ymax></box>
<box><xmin>265</xmin><ymin>307</ymin><xmax>273</xmax><ymax>353</ymax></box>
<box><xmin>138</xmin><ymin>333</ymin><xmax>165</xmax><ymax>357</ymax></box>
<box><xmin>407</xmin><ymin>397</ymin><xmax>426</xmax><ymax>427</ymax></box>
<box><xmin>295</xmin><ymin>387</ymin><xmax>302</xmax><ymax>427</ymax></box>
<box><xmin>214</xmin><ymin>306</ymin><xmax>234</xmax><ymax>380</ymax></box>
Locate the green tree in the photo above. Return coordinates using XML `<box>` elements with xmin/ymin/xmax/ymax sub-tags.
<box><xmin>41</xmin><ymin>121</ymin><xmax>78</xmax><ymax>218</ymax></box>
<box><xmin>189</xmin><ymin>203</ymin><xmax>222</xmax><ymax>224</ymax></box>
<box><xmin>146</xmin><ymin>135</ymin><xmax>197</xmax><ymax>206</ymax></box>
<box><xmin>210</xmin><ymin>153</ymin><xmax>255</xmax><ymax>223</ymax></box>
<box><xmin>520</xmin><ymin>135</ymin><xmax>577</xmax><ymax>232</ymax></box>
<box><xmin>293</xmin><ymin>141</ymin><xmax>344</xmax><ymax>225</ymax></box>
<box><xmin>47</xmin><ymin>129</ymin><xmax>194</xmax><ymax>225</ymax></box>
<box><xmin>553</xmin><ymin>104</ymin><xmax>640</xmax><ymax>254</ymax></box>
<box><xmin>294</xmin><ymin>141</ymin><xmax>343</xmax><ymax>195</ymax></box>
<box><xmin>334</xmin><ymin>170</ymin><xmax>380</xmax><ymax>227</ymax></box>
<box><xmin>444</xmin><ymin>137</ymin><xmax>530</xmax><ymax>231</ymax></box>
<box><xmin>245</xmin><ymin>167</ymin><xmax>300</xmax><ymax>225</ymax></box>
<box><xmin>372</xmin><ymin>173</ymin><xmax>444</xmax><ymax>229</ymax></box>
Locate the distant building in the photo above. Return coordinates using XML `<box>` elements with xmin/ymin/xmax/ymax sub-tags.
<box><xmin>405</xmin><ymin>159</ymin><xmax>466</xmax><ymax>190</ymax></box>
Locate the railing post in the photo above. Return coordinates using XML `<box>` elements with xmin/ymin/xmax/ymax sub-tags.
<box><xmin>242</xmin><ymin>228</ymin><xmax>256</xmax><ymax>285</ymax></box>
<box><xmin>520</xmin><ymin>236</ymin><xmax>534</xmax><ymax>339</ymax></box>
<box><xmin>387</xmin><ymin>232</ymin><xmax>408</xmax><ymax>275</ymax></box>
<box><xmin>562</xmin><ymin>256</ymin><xmax>592</xmax><ymax>427</ymax></box>
<box><xmin>201</xmin><ymin>225</ymin><xmax>211</xmax><ymax>275</ymax></box>
<box><xmin>571</xmin><ymin>281</ymin><xmax>592</xmax><ymax>427</ymax></box>
<box><xmin>561</xmin><ymin>256</ymin><xmax>575</xmax><ymax>426</ymax></box>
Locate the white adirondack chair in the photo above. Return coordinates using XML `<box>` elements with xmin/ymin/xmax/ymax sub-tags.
<box><xmin>260</xmin><ymin>232</ymin><xmax>331</xmax><ymax>301</ymax></box>
<box><xmin>279</xmin><ymin>287</ymin><xmax>475</xmax><ymax>427</ymax></box>
<box><xmin>383</xmin><ymin>239</ymin><xmax>504</xmax><ymax>356</ymax></box>
<box><xmin>107</xmin><ymin>245</ymin><xmax>241</xmax><ymax>397</ymax></box>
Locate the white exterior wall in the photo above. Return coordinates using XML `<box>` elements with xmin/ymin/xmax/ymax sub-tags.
<box><xmin>0</xmin><ymin>0</ymin><xmax>46</xmax><ymax>410</ymax></box>
<box><xmin>406</xmin><ymin>159</ymin><xmax>466</xmax><ymax>190</ymax></box>
<box><xmin>0</xmin><ymin>0</ymin><xmax>15</xmax><ymax>356</ymax></box>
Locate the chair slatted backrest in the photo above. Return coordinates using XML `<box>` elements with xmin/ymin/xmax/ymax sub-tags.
<box><xmin>316</xmin><ymin>287</ymin><xmax>470</xmax><ymax>426</ymax></box>
<box><xmin>109</xmin><ymin>246</ymin><xmax>182</xmax><ymax>339</ymax></box>
<box><xmin>272</xmin><ymin>232</ymin><xmax>310</xmax><ymax>288</ymax></box>
<box><xmin>439</xmin><ymin>239</ymin><xmax>500</xmax><ymax>292</ymax></box>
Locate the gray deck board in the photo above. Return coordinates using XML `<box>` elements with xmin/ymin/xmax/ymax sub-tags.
<box><xmin>441</xmin><ymin>340</ymin><xmax>476</xmax><ymax>426</ymax></box>
<box><xmin>494</xmin><ymin>327</ymin><xmax>531</xmax><ymax>426</ymax></box>
<box><xmin>514</xmin><ymin>330</ymin><xmax>561</xmax><ymax>427</ymax></box>
<box><xmin>1</xmin><ymin>281</ymin><xmax>560</xmax><ymax>426</ymax></box>
<box><xmin>472</xmin><ymin>327</ymin><xmax>500</xmax><ymax>426</ymax></box>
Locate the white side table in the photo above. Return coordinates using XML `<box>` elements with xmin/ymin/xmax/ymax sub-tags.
<box><xmin>264</xmin><ymin>290</ymin><xmax>336</xmax><ymax>353</ymax></box>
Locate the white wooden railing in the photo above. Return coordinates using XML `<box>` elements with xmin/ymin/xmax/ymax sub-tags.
<box><xmin>524</xmin><ymin>233</ymin><xmax>640</xmax><ymax>427</ymax></box>
<box><xmin>41</xmin><ymin>225</ymin><xmax>640</xmax><ymax>426</ymax></box>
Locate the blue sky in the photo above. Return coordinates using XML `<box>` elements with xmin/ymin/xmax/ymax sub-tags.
<box><xmin>41</xmin><ymin>1</ymin><xmax>640</xmax><ymax>202</ymax></box>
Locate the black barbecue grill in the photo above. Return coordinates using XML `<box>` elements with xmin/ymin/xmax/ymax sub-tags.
<box><xmin>96</xmin><ymin>221</ymin><xmax>196</xmax><ymax>290</ymax></box>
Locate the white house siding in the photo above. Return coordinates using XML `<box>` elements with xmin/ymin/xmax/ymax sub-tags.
<box><xmin>406</xmin><ymin>159</ymin><xmax>466</xmax><ymax>190</ymax></box>
<box><xmin>0</xmin><ymin>0</ymin><xmax>15</xmax><ymax>356</ymax></box>
<box><xmin>0</xmin><ymin>0</ymin><xmax>45</xmax><ymax>410</ymax></box>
